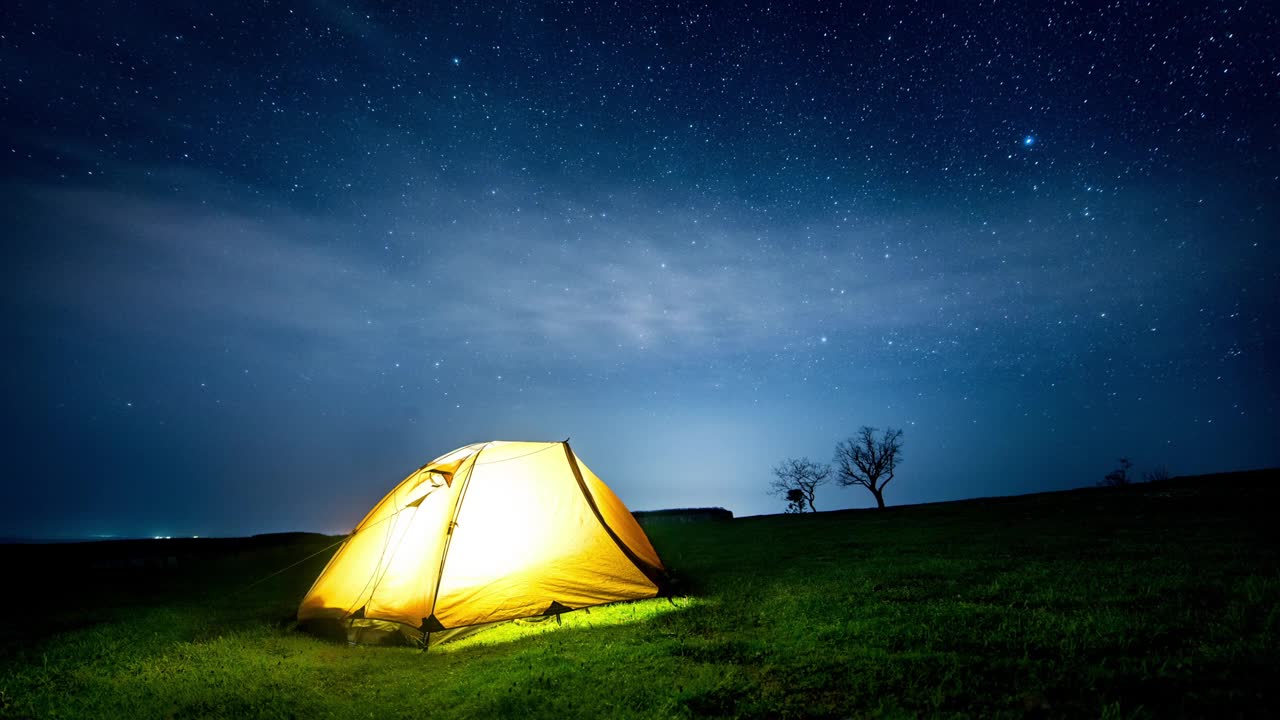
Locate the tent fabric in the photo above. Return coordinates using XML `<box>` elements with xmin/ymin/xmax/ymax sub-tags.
<box><xmin>297</xmin><ymin>441</ymin><xmax>666</xmax><ymax>643</ymax></box>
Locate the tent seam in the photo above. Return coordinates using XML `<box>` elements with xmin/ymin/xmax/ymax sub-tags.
<box><xmin>561</xmin><ymin>441</ymin><xmax>668</xmax><ymax>594</ymax></box>
<box><xmin>421</xmin><ymin>443</ymin><xmax>486</xmax><ymax>629</ymax></box>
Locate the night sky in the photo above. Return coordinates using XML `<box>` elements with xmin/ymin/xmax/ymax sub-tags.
<box><xmin>3</xmin><ymin>2</ymin><xmax>1277</xmax><ymax>539</ymax></box>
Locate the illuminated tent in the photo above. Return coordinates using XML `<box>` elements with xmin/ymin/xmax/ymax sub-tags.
<box><xmin>297</xmin><ymin>441</ymin><xmax>667</xmax><ymax>645</ymax></box>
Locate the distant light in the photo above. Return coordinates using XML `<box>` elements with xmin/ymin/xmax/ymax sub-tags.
<box><xmin>1023</xmin><ymin>135</ymin><xmax>1036</xmax><ymax>146</ymax></box>
<box><xmin>451</xmin><ymin>56</ymin><xmax>461</xmax><ymax>66</ymax></box>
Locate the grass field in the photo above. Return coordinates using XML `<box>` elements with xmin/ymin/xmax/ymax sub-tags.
<box><xmin>1</xmin><ymin>470</ymin><xmax>1276</xmax><ymax>719</ymax></box>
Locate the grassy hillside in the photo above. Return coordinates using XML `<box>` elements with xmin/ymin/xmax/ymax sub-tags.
<box><xmin>1</xmin><ymin>471</ymin><xmax>1276</xmax><ymax>719</ymax></box>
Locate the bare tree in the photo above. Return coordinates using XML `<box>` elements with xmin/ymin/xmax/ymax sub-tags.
<box><xmin>769</xmin><ymin>457</ymin><xmax>832</xmax><ymax>513</ymax></box>
<box><xmin>833</xmin><ymin>426</ymin><xmax>904</xmax><ymax>509</ymax></box>
<box><xmin>1142</xmin><ymin>465</ymin><xmax>1171</xmax><ymax>483</ymax></box>
<box><xmin>1098</xmin><ymin>457</ymin><xmax>1133</xmax><ymax>487</ymax></box>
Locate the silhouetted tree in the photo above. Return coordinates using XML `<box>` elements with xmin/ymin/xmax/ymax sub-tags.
<box><xmin>833</xmin><ymin>426</ymin><xmax>904</xmax><ymax>509</ymax></box>
<box><xmin>784</xmin><ymin>488</ymin><xmax>807</xmax><ymax>514</ymax></box>
<box><xmin>1099</xmin><ymin>457</ymin><xmax>1133</xmax><ymax>487</ymax></box>
<box><xmin>770</xmin><ymin>457</ymin><xmax>832</xmax><ymax>513</ymax></box>
<box><xmin>1142</xmin><ymin>465</ymin><xmax>1171</xmax><ymax>483</ymax></box>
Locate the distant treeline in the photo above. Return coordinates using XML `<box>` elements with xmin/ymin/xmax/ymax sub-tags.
<box><xmin>632</xmin><ymin>507</ymin><xmax>733</xmax><ymax>523</ymax></box>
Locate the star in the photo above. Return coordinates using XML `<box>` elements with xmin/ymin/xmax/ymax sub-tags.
<box><xmin>4</xmin><ymin>0</ymin><xmax>1275</xmax><ymax>539</ymax></box>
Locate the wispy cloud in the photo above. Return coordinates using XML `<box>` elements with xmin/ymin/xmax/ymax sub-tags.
<box><xmin>9</xmin><ymin>165</ymin><xmax>1181</xmax><ymax>373</ymax></box>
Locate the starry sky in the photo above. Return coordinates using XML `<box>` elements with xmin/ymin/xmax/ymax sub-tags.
<box><xmin>3</xmin><ymin>1</ymin><xmax>1278</xmax><ymax>539</ymax></box>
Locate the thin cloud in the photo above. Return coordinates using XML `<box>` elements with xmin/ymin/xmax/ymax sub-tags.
<box><xmin>9</xmin><ymin>166</ymin><xmax>1189</xmax><ymax>374</ymax></box>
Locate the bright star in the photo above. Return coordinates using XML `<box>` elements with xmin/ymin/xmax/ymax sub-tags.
<box><xmin>1023</xmin><ymin>135</ymin><xmax>1036</xmax><ymax>146</ymax></box>
<box><xmin>451</xmin><ymin>57</ymin><xmax>461</xmax><ymax>66</ymax></box>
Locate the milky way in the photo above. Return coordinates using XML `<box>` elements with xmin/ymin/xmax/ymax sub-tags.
<box><xmin>2</xmin><ymin>2</ymin><xmax>1277</xmax><ymax>537</ymax></box>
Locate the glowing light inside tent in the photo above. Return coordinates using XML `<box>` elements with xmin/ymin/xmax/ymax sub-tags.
<box><xmin>436</xmin><ymin>475</ymin><xmax>545</xmax><ymax>589</ymax></box>
<box><xmin>298</xmin><ymin>441</ymin><xmax>665</xmax><ymax>643</ymax></box>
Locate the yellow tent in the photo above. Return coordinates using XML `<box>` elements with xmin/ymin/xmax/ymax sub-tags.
<box><xmin>297</xmin><ymin>441</ymin><xmax>667</xmax><ymax>645</ymax></box>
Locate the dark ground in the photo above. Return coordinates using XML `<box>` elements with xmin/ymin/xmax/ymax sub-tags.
<box><xmin>1</xmin><ymin>470</ymin><xmax>1276</xmax><ymax>718</ymax></box>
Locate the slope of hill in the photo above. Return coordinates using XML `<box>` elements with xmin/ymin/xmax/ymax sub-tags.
<box><xmin>1</xmin><ymin>470</ymin><xmax>1275</xmax><ymax>718</ymax></box>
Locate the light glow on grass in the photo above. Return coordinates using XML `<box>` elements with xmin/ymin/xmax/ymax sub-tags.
<box><xmin>438</xmin><ymin>596</ymin><xmax>700</xmax><ymax>652</ymax></box>
<box><xmin>6</xmin><ymin>479</ymin><xmax>1276</xmax><ymax>718</ymax></box>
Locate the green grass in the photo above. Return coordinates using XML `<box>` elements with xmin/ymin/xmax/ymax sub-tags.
<box><xmin>2</xmin><ymin>470</ymin><xmax>1277</xmax><ymax>719</ymax></box>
